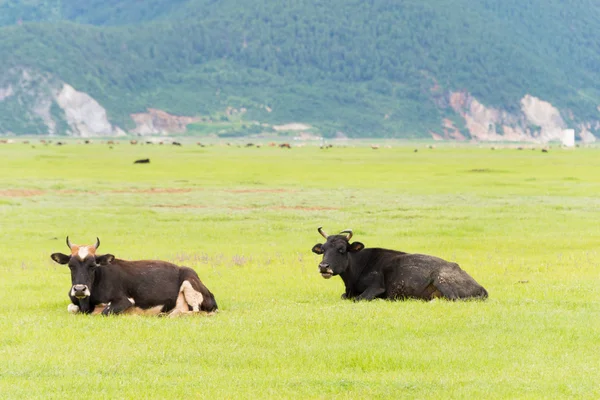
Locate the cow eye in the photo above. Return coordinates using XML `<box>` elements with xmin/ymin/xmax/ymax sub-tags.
<box><xmin>338</xmin><ymin>248</ymin><xmax>346</xmax><ymax>254</ymax></box>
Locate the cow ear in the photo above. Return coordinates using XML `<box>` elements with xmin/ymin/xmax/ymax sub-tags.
<box><xmin>312</xmin><ymin>244</ymin><xmax>324</xmax><ymax>254</ymax></box>
<box><xmin>348</xmin><ymin>242</ymin><xmax>364</xmax><ymax>252</ymax></box>
<box><xmin>95</xmin><ymin>254</ymin><xmax>115</xmax><ymax>266</ymax></box>
<box><xmin>51</xmin><ymin>253</ymin><xmax>70</xmax><ymax>265</ymax></box>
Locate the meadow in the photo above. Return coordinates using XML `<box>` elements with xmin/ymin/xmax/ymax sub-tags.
<box><xmin>0</xmin><ymin>141</ymin><xmax>598</xmax><ymax>399</ymax></box>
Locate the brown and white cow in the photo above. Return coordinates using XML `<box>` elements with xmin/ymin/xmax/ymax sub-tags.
<box><xmin>50</xmin><ymin>237</ymin><xmax>217</xmax><ymax>316</ymax></box>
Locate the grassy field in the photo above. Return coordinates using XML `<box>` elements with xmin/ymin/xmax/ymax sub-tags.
<box><xmin>0</xmin><ymin>141</ymin><xmax>598</xmax><ymax>399</ymax></box>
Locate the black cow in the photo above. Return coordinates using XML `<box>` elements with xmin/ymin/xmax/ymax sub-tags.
<box><xmin>50</xmin><ymin>237</ymin><xmax>217</xmax><ymax>316</ymax></box>
<box><xmin>311</xmin><ymin>227</ymin><xmax>488</xmax><ymax>301</ymax></box>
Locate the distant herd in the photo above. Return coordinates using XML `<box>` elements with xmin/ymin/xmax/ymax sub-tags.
<box><xmin>50</xmin><ymin>227</ymin><xmax>487</xmax><ymax>316</ymax></box>
<box><xmin>0</xmin><ymin>139</ymin><xmax>568</xmax><ymax>152</ymax></box>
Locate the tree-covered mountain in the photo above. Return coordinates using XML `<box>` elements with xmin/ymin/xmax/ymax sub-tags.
<box><xmin>1</xmin><ymin>0</ymin><xmax>600</xmax><ymax>140</ymax></box>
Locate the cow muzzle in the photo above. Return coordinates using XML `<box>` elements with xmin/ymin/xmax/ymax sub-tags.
<box><xmin>319</xmin><ymin>263</ymin><xmax>334</xmax><ymax>279</ymax></box>
<box><xmin>71</xmin><ymin>284</ymin><xmax>91</xmax><ymax>299</ymax></box>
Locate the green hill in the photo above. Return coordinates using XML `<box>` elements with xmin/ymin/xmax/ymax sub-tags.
<box><xmin>1</xmin><ymin>0</ymin><xmax>600</xmax><ymax>139</ymax></box>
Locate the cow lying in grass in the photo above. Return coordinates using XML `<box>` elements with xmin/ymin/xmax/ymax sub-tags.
<box><xmin>51</xmin><ymin>237</ymin><xmax>217</xmax><ymax>316</ymax></box>
<box><xmin>312</xmin><ymin>227</ymin><xmax>488</xmax><ymax>301</ymax></box>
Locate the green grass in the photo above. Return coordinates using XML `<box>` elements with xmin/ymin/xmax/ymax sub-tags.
<box><xmin>0</xmin><ymin>142</ymin><xmax>599</xmax><ymax>399</ymax></box>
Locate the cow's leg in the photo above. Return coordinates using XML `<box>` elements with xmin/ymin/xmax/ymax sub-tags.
<box><xmin>67</xmin><ymin>303</ymin><xmax>80</xmax><ymax>314</ymax></box>
<box><xmin>180</xmin><ymin>280</ymin><xmax>204</xmax><ymax>312</ymax></box>
<box><xmin>68</xmin><ymin>303</ymin><xmax>108</xmax><ymax>314</ymax></box>
<box><xmin>101</xmin><ymin>297</ymin><xmax>134</xmax><ymax>315</ymax></box>
<box><xmin>178</xmin><ymin>267</ymin><xmax>217</xmax><ymax>312</ymax></box>
<box><xmin>92</xmin><ymin>304</ymin><xmax>108</xmax><ymax>314</ymax></box>
<box><xmin>74</xmin><ymin>297</ymin><xmax>95</xmax><ymax>314</ymax></box>
<box><xmin>431</xmin><ymin>276</ymin><xmax>459</xmax><ymax>300</ymax></box>
<box><xmin>69</xmin><ymin>293</ymin><xmax>93</xmax><ymax>314</ymax></box>
<box><xmin>419</xmin><ymin>282</ymin><xmax>443</xmax><ymax>300</ymax></box>
<box><xmin>355</xmin><ymin>286</ymin><xmax>386</xmax><ymax>301</ymax></box>
<box><xmin>168</xmin><ymin>291</ymin><xmax>192</xmax><ymax>317</ymax></box>
<box><xmin>354</xmin><ymin>271</ymin><xmax>386</xmax><ymax>301</ymax></box>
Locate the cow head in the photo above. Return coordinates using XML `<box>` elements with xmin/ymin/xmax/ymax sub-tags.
<box><xmin>50</xmin><ymin>237</ymin><xmax>114</xmax><ymax>299</ymax></box>
<box><xmin>311</xmin><ymin>227</ymin><xmax>364</xmax><ymax>278</ymax></box>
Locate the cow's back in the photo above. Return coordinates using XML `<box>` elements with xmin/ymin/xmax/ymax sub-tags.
<box><xmin>355</xmin><ymin>250</ymin><xmax>486</xmax><ymax>300</ymax></box>
<box><xmin>104</xmin><ymin>259</ymin><xmax>182</xmax><ymax>310</ymax></box>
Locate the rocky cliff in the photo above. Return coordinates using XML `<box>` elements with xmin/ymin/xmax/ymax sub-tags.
<box><xmin>130</xmin><ymin>108</ymin><xmax>199</xmax><ymax>135</ymax></box>
<box><xmin>0</xmin><ymin>67</ymin><xmax>598</xmax><ymax>142</ymax></box>
<box><xmin>0</xmin><ymin>68</ymin><xmax>122</xmax><ymax>136</ymax></box>
<box><xmin>442</xmin><ymin>91</ymin><xmax>596</xmax><ymax>143</ymax></box>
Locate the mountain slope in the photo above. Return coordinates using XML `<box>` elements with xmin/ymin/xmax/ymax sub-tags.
<box><xmin>1</xmin><ymin>0</ymin><xmax>599</xmax><ymax>140</ymax></box>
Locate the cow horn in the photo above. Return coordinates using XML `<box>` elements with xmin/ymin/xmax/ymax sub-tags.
<box><xmin>94</xmin><ymin>237</ymin><xmax>100</xmax><ymax>250</ymax></box>
<box><xmin>66</xmin><ymin>236</ymin><xmax>73</xmax><ymax>249</ymax></box>
<box><xmin>317</xmin><ymin>226</ymin><xmax>329</xmax><ymax>239</ymax></box>
<box><xmin>339</xmin><ymin>229</ymin><xmax>353</xmax><ymax>241</ymax></box>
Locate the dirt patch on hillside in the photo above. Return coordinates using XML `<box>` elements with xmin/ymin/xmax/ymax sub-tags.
<box><xmin>272</xmin><ymin>206</ymin><xmax>338</xmax><ymax>211</ymax></box>
<box><xmin>0</xmin><ymin>189</ymin><xmax>44</xmax><ymax>197</ymax></box>
<box><xmin>0</xmin><ymin>187</ymin><xmax>300</xmax><ymax>197</ymax></box>
<box><xmin>153</xmin><ymin>204</ymin><xmax>337</xmax><ymax>211</ymax></box>
<box><xmin>112</xmin><ymin>188</ymin><xmax>194</xmax><ymax>194</ymax></box>
<box><xmin>225</xmin><ymin>189</ymin><xmax>296</xmax><ymax>194</ymax></box>
<box><xmin>112</xmin><ymin>188</ymin><xmax>292</xmax><ymax>194</ymax></box>
<box><xmin>153</xmin><ymin>204</ymin><xmax>207</xmax><ymax>209</ymax></box>
<box><xmin>130</xmin><ymin>108</ymin><xmax>200</xmax><ymax>135</ymax></box>
<box><xmin>153</xmin><ymin>204</ymin><xmax>251</xmax><ymax>210</ymax></box>
<box><xmin>57</xmin><ymin>189</ymin><xmax>99</xmax><ymax>194</ymax></box>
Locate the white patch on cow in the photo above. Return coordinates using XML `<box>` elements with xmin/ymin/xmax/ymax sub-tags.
<box><xmin>127</xmin><ymin>297</ymin><xmax>135</xmax><ymax>305</ymax></box>
<box><xmin>180</xmin><ymin>280</ymin><xmax>204</xmax><ymax>312</ymax></box>
<box><xmin>67</xmin><ymin>304</ymin><xmax>80</xmax><ymax>314</ymax></box>
<box><xmin>77</xmin><ymin>247</ymin><xmax>90</xmax><ymax>260</ymax></box>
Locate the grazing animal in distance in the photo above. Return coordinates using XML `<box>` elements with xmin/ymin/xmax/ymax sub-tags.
<box><xmin>134</xmin><ymin>158</ymin><xmax>150</xmax><ymax>164</ymax></box>
<box><xmin>50</xmin><ymin>237</ymin><xmax>217</xmax><ymax>316</ymax></box>
<box><xmin>311</xmin><ymin>227</ymin><xmax>488</xmax><ymax>301</ymax></box>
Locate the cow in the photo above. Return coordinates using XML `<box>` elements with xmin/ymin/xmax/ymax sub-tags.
<box><xmin>50</xmin><ymin>237</ymin><xmax>218</xmax><ymax>316</ymax></box>
<box><xmin>311</xmin><ymin>227</ymin><xmax>488</xmax><ymax>301</ymax></box>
